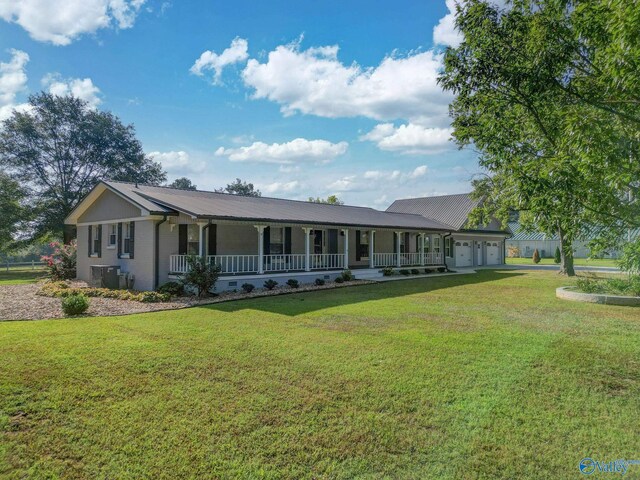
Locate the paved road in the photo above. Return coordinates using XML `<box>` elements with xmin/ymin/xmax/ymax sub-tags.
<box><xmin>507</xmin><ymin>264</ymin><xmax>621</xmax><ymax>273</ymax></box>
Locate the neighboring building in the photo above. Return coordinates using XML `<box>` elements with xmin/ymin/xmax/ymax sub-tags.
<box><xmin>65</xmin><ymin>182</ymin><xmax>510</xmax><ymax>292</ymax></box>
<box><xmin>386</xmin><ymin>193</ymin><xmax>511</xmax><ymax>269</ymax></box>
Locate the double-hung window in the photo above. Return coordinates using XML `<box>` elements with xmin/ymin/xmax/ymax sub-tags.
<box><xmin>270</xmin><ymin>227</ymin><xmax>284</xmax><ymax>255</ymax></box>
<box><xmin>123</xmin><ymin>223</ymin><xmax>132</xmax><ymax>255</ymax></box>
<box><xmin>107</xmin><ymin>224</ymin><xmax>117</xmax><ymax>248</ymax></box>
<box><xmin>91</xmin><ymin>225</ymin><xmax>101</xmax><ymax>256</ymax></box>
<box><xmin>433</xmin><ymin>236</ymin><xmax>441</xmax><ymax>254</ymax></box>
<box><xmin>445</xmin><ymin>237</ymin><xmax>452</xmax><ymax>257</ymax></box>
<box><xmin>359</xmin><ymin>231</ymin><xmax>369</xmax><ymax>259</ymax></box>
<box><xmin>186</xmin><ymin>224</ymin><xmax>199</xmax><ymax>255</ymax></box>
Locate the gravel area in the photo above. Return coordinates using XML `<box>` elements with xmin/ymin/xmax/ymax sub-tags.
<box><xmin>0</xmin><ymin>279</ymin><xmax>375</xmax><ymax>321</ymax></box>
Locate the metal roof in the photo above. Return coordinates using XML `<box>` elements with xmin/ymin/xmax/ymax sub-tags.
<box><xmin>386</xmin><ymin>193</ymin><xmax>484</xmax><ymax>230</ymax></box>
<box><xmin>508</xmin><ymin>221</ymin><xmax>640</xmax><ymax>242</ymax></box>
<box><xmin>103</xmin><ymin>181</ymin><xmax>455</xmax><ymax>231</ymax></box>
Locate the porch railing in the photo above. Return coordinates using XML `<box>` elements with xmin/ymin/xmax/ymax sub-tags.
<box><xmin>169</xmin><ymin>253</ymin><xmax>345</xmax><ymax>274</ymax></box>
<box><xmin>310</xmin><ymin>253</ymin><xmax>344</xmax><ymax>270</ymax></box>
<box><xmin>373</xmin><ymin>252</ymin><xmax>444</xmax><ymax>268</ymax></box>
<box><xmin>263</xmin><ymin>254</ymin><xmax>306</xmax><ymax>272</ymax></box>
<box><xmin>209</xmin><ymin>255</ymin><xmax>260</xmax><ymax>274</ymax></box>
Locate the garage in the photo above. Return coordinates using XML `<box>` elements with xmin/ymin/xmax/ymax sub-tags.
<box><xmin>486</xmin><ymin>241</ymin><xmax>501</xmax><ymax>265</ymax></box>
<box><xmin>455</xmin><ymin>241</ymin><xmax>473</xmax><ymax>267</ymax></box>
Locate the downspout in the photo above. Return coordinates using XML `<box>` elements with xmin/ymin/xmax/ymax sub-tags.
<box><xmin>442</xmin><ymin>231</ymin><xmax>452</xmax><ymax>271</ymax></box>
<box><xmin>154</xmin><ymin>215</ymin><xmax>168</xmax><ymax>290</ymax></box>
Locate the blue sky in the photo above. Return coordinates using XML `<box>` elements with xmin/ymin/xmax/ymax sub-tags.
<box><xmin>0</xmin><ymin>0</ymin><xmax>479</xmax><ymax>207</ymax></box>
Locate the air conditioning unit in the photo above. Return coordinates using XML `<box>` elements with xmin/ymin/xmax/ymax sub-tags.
<box><xmin>118</xmin><ymin>273</ymin><xmax>135</xmax><ymax>290</ymax></box>
<box><xmin>90</xmin><ymin>265</ymin><xmax>121</xmax><ymax>289</ymax></box>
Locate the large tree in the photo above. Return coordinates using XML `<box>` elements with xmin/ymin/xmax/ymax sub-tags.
<box><xmin>216</xmin><ymin>178</ymin><xmax>261</xmax><ymax>197</ymax></box>
<box><xmin>169</xmin><ymin>177</ymin><xmax>197</xmax><ymax>190</ymax></box>
<box><xmin>0</xmin><ymin>93</ymin><xmax>166</xmax><ymax>241</ymax></box>
<box><xmin>308</xmin><ymin>195</ymin><xmax>344</xmax><ymax>205</ymax></box>
<box><xmin>439</xmin><ymin>0</ymin><xmax>640</xmax><ymax>275</ymax></box>
<box><xmin>0</xmin><ymin>170</ymin><xmax>29</xmax><ymax>256</ymax></box>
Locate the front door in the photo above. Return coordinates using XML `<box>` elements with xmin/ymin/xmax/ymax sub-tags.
<box><xmin>313</xmin><ymin>230</ymin><xmax>324</xmax><ymax>254</ymax></box>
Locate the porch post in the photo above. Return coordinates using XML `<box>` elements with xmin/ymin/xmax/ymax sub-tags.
<box><xmin>303</xmin><ymin>227</ymin><xmax>312</xmax><ymax>272</ymax></box>
<box><xmin>420</xmin><ymin>233</ymin><xmax>425</xmax><ymax>266</ymax></box>
<box><xmin>197</xmin><ymin>221</ymin><xmax>208</xmax><ymax>257</ymax></box>
<box><xmin>369</xmin><ymin>230</ymin><xmax>375</xmax><ymax>268</ymax></box>
<box><xmin>342</xmin><ymin>229</ymin><xmax>349</xmax><ymax>269</ymax></box>
<box><xmin>395</xmin><ymin>231</ymin><xmax>402</xmax><ymax>268</ymax></box>
<box><xmin>255</xmin><ymin>225</ymin><xmax>266</xmax><ymax>274</ymax></box>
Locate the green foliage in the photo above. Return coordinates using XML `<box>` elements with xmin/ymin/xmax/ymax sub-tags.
<box><xmin>554</xmin><ymin>247</ymin><xmax>562</xmax><ymax>264</ymax></box>
<box><xmin>241</xmin><ymin>283</ymin><xmax>255</xmax><ymax>293</ymax></box>
<box><xmin>532</xmin><ymin>249</ymin><xmax>541</xmax><ymax>264</ymax></box>
<box><xmin>263</xmin><ymin>279</ymin><xmax>278</xmax><ymax>290</ymax></box>
<box><xmin>40</xmin><ymin>281</ymin><xmax>170</xmax><ymax>302</ymax></box>
<box><xmin>341</xmin><ymin>269</ymin><xmax>354</xmax><ymax>281</ymax></box>
<box><xmin>308</xmin><ymin>195</ymin><xmax>344</xmax><ymax>205</ymax></box>
<box><xmin>41</xmin><ymin>241</ymin><xmax>77</xmax><ymax>280</ymax></box>
<box><xmin>140</xmin><ymin>291</ymin><xmax>172</xmax><ymax>303</ymax></box>
<box><xmin>181</xmin><ymin>255</ymin><xmax>221</xmax><ymax>297</ymax></box>
<box><xmin>399</xmin><ymin>269</ymin><xmax>410</xmax><ymax>276</ymax></box>
<box><xmin>411</xmin><ymin>269</ymin><xmax>420</xmax><ymax>275</ymax></box>
<box><xmin>0</xmin><ymin>171</ymin><xmax>30</xmax><ymax>254</ymax></box>
<box><xmin>0</xmin><ymin>93</ymin><xmax>166</xmax><ymax>241</ymax></box>
<box><xmin>423</xmin><ymin>269</ymin><xmax>432</xmax><ymax>274</ymax></box>
<box><xmin>216</xmin><ymin>178</ymin><xmax>261</xmax><ymax>197</ymax></box>
<box><xmin>576</xmin><ymin>276</ymin><xmax>640</xmax><ymax>297</ymax></box>
<box><xmin>168</xmin><ymin>177</ymin><xmax>196</xmax><ymax>190</ymax></box>
<box><xmin>286</xmin><ymin>279</ymin><xmax>299</xmax><ymax>289</ymax></box>
<box><xmin>157</xmin><ymin>281</ymin><xmax>184</xmax><ymax>297</ymax></box>
<box><xmin>61</xmin><ymin>294</ymin><xmax>89</xmax><ymax>316</ymax></box>
<box><xmin>617</xmin><ymin>240</ymin><xmax>640</xmax><ymax>276</ymax></box>
<box><xmin>334</xmin><ymin>276</ymin><xmax>344</xmax><ymax>284</ymax></box>
<box><xmin>314</xmin><ymin>278</ymin><xmax>325</xmax><ymax>286</ymax></box>
<box><xmin>382</xmin><ymin>267</ymin><xmax>394</xmax><ymax>276</ymax></box>
<box><xmin>437</xmin><ymin>267</ymin><xmax>447</xmax><ymax>273</ymax></box>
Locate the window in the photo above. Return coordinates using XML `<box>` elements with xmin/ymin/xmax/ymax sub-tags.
<box><xmin>270</xmin><ymin>227</ymin><xmax>284</xmax><ymax>255</ymax></box>
<box><xmin>359</xmin><ymin>231</ymin><xmax>369</xmax><ymax>259</ymax></box>
<box><xmin>399</xmin><ymin>233</ymin><xmax>406</xmax><ymax>254</ymax></box>
<box><xmin>186</xmin><ymin>224</ymin><xmax>199</xmax><ymax>255</ymax></box>
<box><xmin>108</xmin><ymin>224</ymin><xmax>117</xmax><ymax>248</ymax></box>
<box><xmin>91</xmin><ymin>225</ymin><xmax>100</xmax><ymax>256</ymax></box>
<box><xmin>422</xmin><ymin>235</ymin><xmax>431</xmax><ymax>254</ymax></box>
<box><xmin>123</xmin><ymin>223</ymin><xmax>132</xmax><ymax>255</ymax></box>
<box><xmin>433</xmin><ymin>236</ymin><xmax>441</xmax><ymax>253</ymax></box>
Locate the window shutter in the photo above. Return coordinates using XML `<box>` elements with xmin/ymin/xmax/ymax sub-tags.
<box><xmin>178</xmin><ymin>224</ymin><xmax>187</xmax><ymax>255</ymax></box>
<box><xmin>263</xmin><ymin>227</ymin><xmax>270</xmax><ymax>255</ymax></box>
<box><xmin>416</xmin><ymin>235</ymin><xmax>420</xmax><ymax>253</ymax></box>
<box><xmin>284</xmin><ymin>227</ymin><xmax>292</xmax><ymax>255</ymax></box>
<box><xmin>117</xmin><ymin>223</ymin><xmax>122</xmax><ymax>258</ymax></box>
<box><xmin>129</xmin><ymin>222</ymin><xmax>135</xmax><ymax>259</ymax></box>
<box><xmin>97</xmin><ymin>225</ymin><xmax>102</xmax><ymax>258</ymax></box>
<box><xmin>355</xmin><ymin>230</ymin><xmax>361</xmax><ymax>261</ymax></box>
<box><xmin>208</xmin><ymin>224</ymin><xmax>217</xmax><ymax>256</ymax></box>
<box><xmin>393</xmin><ymin>232</ymin><xmax>397</xmax><ymax>254</ymax></box>
<box><xmin>404</xmin><ymin>233</ymin><xmax>410</xmax><ymax>253</ymax></box>
<box><xmin>88</xmin><ymin>225</ymin><xmax>93</xmax><ymax>257</ymax></box>
<box><xmin>328</xmin><ymin>229</ymin><xmax>338</xmax><ymax>254</ymax></box>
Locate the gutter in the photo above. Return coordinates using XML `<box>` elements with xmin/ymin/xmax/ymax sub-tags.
<box><xmin>154</xmin><ymin>215</ymin><xmax>168</xmax><ymax>290</ymax></box>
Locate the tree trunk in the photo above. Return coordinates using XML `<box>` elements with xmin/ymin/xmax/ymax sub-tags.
<box><xmin>557</xmin><ymin>226</ymin><xmax>576</xmax><ymax>276</ymax></box>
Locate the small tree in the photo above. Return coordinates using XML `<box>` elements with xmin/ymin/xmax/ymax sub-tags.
<box><xmin>617</xmin><ymin>240</ymin><xmax>640</xmax><ymax>277</ymax></box>
<box><xmin>532</xmin><ymin>249</ymin><xmax>541</xmax><ymax>264</ymax></box>
<box><xmin>41</xmin><ymin>241</ymin><xmax>77</xmax><ymax>280</ymax></box>
<box><xmin>181</xmin><ymin>255</ymin><xmax>220</xmax><ymax>297</ymax></box>
<box><xmin>507</xmin><ymin>245</ymin><xmax>520</xmax><ymax>258</ymax></box>
<box><xmin>168</xmin><ymin>177</ymin><xmax>197</xmax><ymax>190</ymax></box>
<box><xmin>554</xmin><ymin>247</ymin><xmax>561</xmax><ymax>264</ymax></box>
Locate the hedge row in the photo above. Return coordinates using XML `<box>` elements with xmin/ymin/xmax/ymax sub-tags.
<box><xmin>39</xmin><ymin>282</ymin><xmax>170</xmax><ymax>303</ymax></box>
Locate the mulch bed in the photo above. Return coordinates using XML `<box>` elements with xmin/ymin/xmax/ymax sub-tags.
<box><xmin>0</xmin><ymin>279</ymin><xmax>375</xmax><ymax>321</ymax></box>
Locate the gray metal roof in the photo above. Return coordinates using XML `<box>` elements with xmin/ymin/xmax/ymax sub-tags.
<box><xmin>386</xmin><ymin>193</ymin><xmax>482</xmax><ymax>230</ymax></box>
<box><xmin>104</xmin><ymin>181</ymin><xmax>455</xmax><ymax>231</ymax></box>
<box><xmin>508</xmin><ymin>221</ymin><xmax>640</xmax><ymax>242</ymax></box>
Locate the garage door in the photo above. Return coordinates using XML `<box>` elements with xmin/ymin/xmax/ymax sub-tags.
<box><xmin>486</xmin><ymin>242</ymin><xmax>501</xmax><ymax>265</ymax></box>
<box><xmin>455</xmin><ymin>241</ymin><xmax>472</xmax><ymax>267</ymax></box>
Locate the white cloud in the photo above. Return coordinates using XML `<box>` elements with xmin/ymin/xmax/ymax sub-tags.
<box><xmin>0</xmin><ymin>0</ymin><xmax>147</xmax><ymax>46</ymax></box>
<box><xmin>328</xmin><ymin>165</ymin><xmax>428</xmax><ymax>193</ymax></box>
<box><xmin>433</xmin><ymin>0</ymin><xmax>463</xmax><ymax>48</ymax></box>
<box><xmin>148</xmin><ymin>150</ymin><xmax>206</xmax><ymax>174</ymax></box>
<box><xmin>0</xmin><ymin>49</ymin><xmax>30</xmax><ymax>121</ymax></box>
<box><xmin>261</xmin><ymin>180</ymin><xmax>301</xmax><ymax>195</ymax></box>
<box><xmin>190</xmin><ymin>37</ymin><xmax>249</xmax><ymax>84</ymax></box>
<box><xmin>361</xmin><ymin>123</ymin><xmax>452</xmax><ymax>154</ymax></box>
<box><xmin>241</xmin><ymin>41</ymin><xmax>451</xmax><ymax>126</ymax></box>
<box><xmin>215</xmin><ymin>138</ymin><xmax>348</xmax><ymax>165</ymax></box>
<box><xmin>42</xmin><ymin>74</ymin><xmax>102</xmax><ymax>108</ymax></box>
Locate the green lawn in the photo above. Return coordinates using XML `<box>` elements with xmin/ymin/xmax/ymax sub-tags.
<box><xmin>506</xmin><ymin>257</ymin><xmax>618</xmax><ymax>267</ymax></box>
<box><xmin>0</xmin><ymin>268</ymin><xmax>46</xmax><ymax>285</ymax></box>
<box><xmin>1</xmin><ymin>270</ymin><xmax>639</xmax><ymax>479</ymax></box>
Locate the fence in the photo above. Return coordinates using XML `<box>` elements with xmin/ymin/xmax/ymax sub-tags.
<box><xmin>3</xmin><ymin>261</ymin><xmax>46</xmax><ymax>271</ymax></box>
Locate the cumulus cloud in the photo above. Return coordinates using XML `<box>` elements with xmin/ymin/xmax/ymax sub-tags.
<box><xmin>215</xmin><ymin>138</ymin><xmax>348</xmax><ymax>165</ymax></box>
<box><xmin>190</xmin><ymin>37</ymin><xmax>249</xmax><ymax>84</ymax></box>
<box><xmin>148</xmin><ymin>150</ymin><xmax>206</xmax><ymax>174</ymax></box>
<box><xmin>241</xmin><ymin>41</ymin><xmax>451</xmax><ymax>126</ymax></box>
<box><xmin>42</xmin><ymin>74</ymin><xmax>102</xmax><ymax>108</ymax></box>
<box><xmin>360</xmin><ymin>123</ymin><xmax>452</xmax><ymax>154</ymax></box>
<box><xmin>433</xmin><ymin>0</ymin><xmax>463</xmax><ymax>48</ymax></box>
<box><xmin>328</xmin><ymin>165</ymin><xmax>428</xmax><ymax>192</ymax></box>
<box><xmin>0</xmin><ymin>49</ymin><xmax>30</xmax><ymax>121</ymax></box>
<box><xmin>261</xmin><ymin>180</ymin><xmax>301</xmax><ymax>195</ymax></box>
<box><xmin>0</xmin><ymin>0</ymin><xmax>147</xmax><ymax>46</ymax></box>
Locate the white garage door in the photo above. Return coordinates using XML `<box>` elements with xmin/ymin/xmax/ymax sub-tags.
<box><xmin>455</xmin><ymin>241</ymin><xmax>472</xmax><ymax>267</ymax></box>
<box><xmin>486</xmin><ymin>242</ymin><xmax>501</xmax><ymax>265</ymax></box>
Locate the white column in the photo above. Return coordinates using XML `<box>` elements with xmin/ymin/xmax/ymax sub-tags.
<box><xmin>396</xmin><ymin>231</ymin><xmax>402</xmax><ymax>268</ymax></box>
<box><xmin>420</xmin><ymin>233</ymin><xmax>425</xmax><ymax>265</ymax></box>
<box><xmin>369</xmin><ymin>230</ymin><xmax>375</xmax><ymax>268</ymax></box>
<box><xmin>255</xmin><ymin>225</ymin><xmax>266</xmax><ymax>274</ymax></box>
<box><xmin>303</xmin><ymin>227</ymin><xmax>312</xmax><ymax>272</ymax></box>
<box><xmin>342</xmin><ymin>229</ymin><xmax>349</xmax><ymax>270</ymax></box>
<box><xmin>197</xmin><ymin>221</ymin><xmax>208</xmax><ymax>257</ymax></box>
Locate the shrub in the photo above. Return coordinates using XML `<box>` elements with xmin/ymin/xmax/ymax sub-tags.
<box><xmin>334</xmin><ymin>276</ymin><xmax>344</xmax><ymax>283</ymax></box>
<box><xmin>140</xmin><ymin>291</ymin><xmax>171</xmax><ymax>303</ymax></box>
<box><xmin>181</xmin><ymin>255</ymin><xmax>221</xmax><ymax>297</ymax></box>
<box><xmin>61</xmin><ymin>294</ymin><xmax>89</xmax><ymax>316</ymax></box>
<box><xmin>242</xmin><ymin>283</ymin><xmax>255</xmax><ymax>293</ymax></box>
<box><xmin>618</xmin><ymin>239</ymin><xmax>640</xmax><ymax>276</ymax></box>
<box><xmin>157</xmin><ymin>281</ymin><xmax>184</xmax><ymax>297</ymax></box>
<box><xmin>314</xmin><ymin>278</ymin><xmax>325</xmax><ymax>286</ymax></box>
<box><xmin>341</xmin><ymin>269</ymin><xmax>354</xmax><ymax>281</ymax></box>
<box><xmin>382</xmin><ymin>266</ymin><xmax>394</xmax><ymax>276</ymax></box>
<box><xmin>532</xmin><ymin>249</ymin><xmax>541</xmax><ymax>264</ymax></box>
<box><xmin>399</xmin><ymin>269</ymin><xmax>410</xmax><ymax>276</ymax></box>
<box><xmin>264</xmin><ymin>279</ymin><xmax>278</xmax><ymax>290</ymax></box>
<box><xmin>42</xmin><ymin>241</ymin><xmax>77</xmax><ymax>280</ymax></box>
<box><xmin>437</xmin><ymin>267</ymin><xmax>446</xmax><ymax>273</ymax></box>
<box><xmin>554</xmin><ymin>247</ymin><xmax>561</xmax><ymax>264</ymax></box>
<box><xmin>576</xmin><ymin>277</ymin><xmax>606</xmax><ymax>294</ymax></box>
<box><xmin>410</xmin><ymin>268</ymin><xmax>420</xmax><ymax>275</ymax></box>
<box><xmin>423</xmin><ymin>269</ymin><xmax>432</xmax><ymax>274</ymax></box>
<box><xmin>507</xmin><ymin>245</ymin><xmax>520</xmax><ymax>258</ymax></box>
<box><xmin>40</xmin><ymin>282</ymin><xmax>166</xmax><ymax>303</ymax></box>
<box><xmin>286</xmin><ymin>279</ymin><xmax>299</xmax><ymax>289</ymax></box>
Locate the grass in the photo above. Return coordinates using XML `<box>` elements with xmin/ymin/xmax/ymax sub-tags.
<box><xmin>506</xmin><ymin>257</ymin><xmax>618</xmax><ymax>267</ymax></box>
<box><xmin>1</xmin><ymin>270</ymin><xmax>639</xmax><ymax>479</ymax></box>
<box><xmin>0</xmin><ymin>268</ymin><xmax>45</xmax><ymax>285</ymax></box>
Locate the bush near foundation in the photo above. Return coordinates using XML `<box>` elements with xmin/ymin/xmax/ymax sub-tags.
<box><xmin>61</xmin><ymin>294</ymin><xmax>89</xmax><ymax>316</ymax></box>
